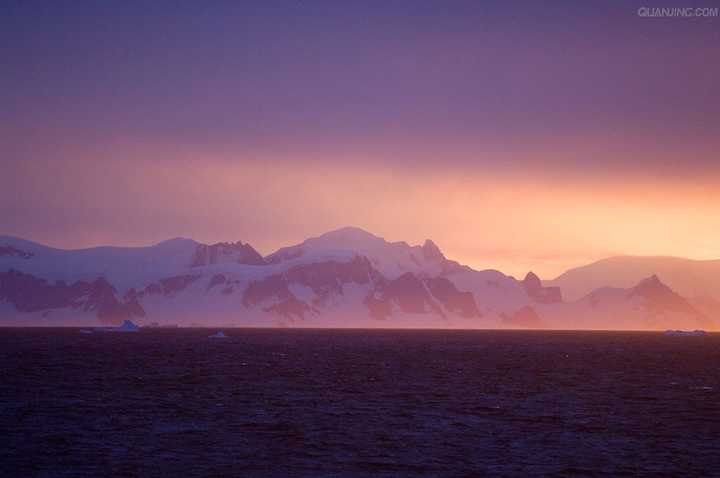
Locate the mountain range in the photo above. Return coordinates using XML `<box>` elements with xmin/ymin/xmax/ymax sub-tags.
<box><xmin>546</xmin><ymin>256</ymin><xmax>720</xmax><ymax>320</ymax></box>
<box><xmin>0</xmin><ymin>227</ymin><xmax>715</xmax><ymax>330</ymax></box>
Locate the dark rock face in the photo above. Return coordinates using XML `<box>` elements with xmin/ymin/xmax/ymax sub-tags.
<box><xmin>502</xmin><ymin>305</ymin><xmax>544</xmax><ymax>328</ymax></box>
<box><xmin>425</xmin><ymin>277</ymin><xmax>481</xmax><ymax>318</ymax></box>
<box><xmin>286</xmin><ymin>256</ymin><xmax>375</xmax><ymax>287</ymax></box>
<box><xmin>122</xmin><ymin>289</ymin><xmax>146</xmax><ymax>318</ymax></box>
<box><xmin>1</xmin><ymin>270</ymin><xmax>84</xmax><ymax>312</ymax></box>
<box><xmin>422</xmin><ymin>239</ymin><xmax>444</xmax><ymax>261</ymax></box>
<box><xmin>379</xmin><ymin>273</ymin><xmax>434</xmax><ymax>314</ymax></box>
<box><xmin>191</xmin><ymin>242</ymin><xmax>266</xmax><ymax>267</ymax></box>
<box><xmin>207</xmin><ymin>274</ymin><xmax>227</xmax><ymax>290</ymax></box>
<box><xmin>264</xmin><ymin>297</ymin><xmax>315</xmax><ymax>321</ymax></box>
<box><xmin>255</xmin><ymin>256</ymin><xmax>444</xmax><ymax>319</ymax></box>
<box><xmin>0</xmin><ymin>270</ymin><xmax>144</xmax><ymax>324</ymax></box>
<box><xmin>243</xmin><ymin>275</ymin><xmax>292</xmax><ymax>308</ymax></box>
<box><xmin>522</xmin><ymin>271</ymin><xmax>562</xmax><ymax>304</ymax></box>
<box><xmin>523</xmin><ymin>271</ymin><xmax>542</xmax><ymax>292</ymax></box>
<box><xmin>160</xmin><ymin>275</ymin><xmax>200</xmax><ymax>294</ymax></box>
<box><xmin>420</xmin><ymin>239</ymin><xmax>468</xmax><ymax>275</ymax></box>
<box><xmin>285</xmin><ymin>256</ymin><xmax>380</xmax><ymax>307</ymax></box>
<box><xmin>141</xmin><ymin>275</ymin><xmax>200</xmax><ymax>297</ymax></box>
<box><xmin>242</xmin><ymin>256</ymin><xmax>379</xmax><ymax>319</ymax></box>
<box><xmin>85</xmin><ymin>278</ymin><xmax>127</xmax><ymax>323</ymax></box>
<box><xmin>242</xmin><ymin>276</ymin><xmax>311</xmax><ymax>320</ymax></box>
<box><xmin>365</xmin><ymin>273</ymin><xmax>445</xmax><ymax>320</ymax></box>
<box><xmin>0</xmin><ymin>246</ymin><xmax>34</xmax><ymax>259</ymax></box>
<box><xmin>242</xmin><ymin>255</ymin><xmax>481</xmax><ymax>321</ymax></box>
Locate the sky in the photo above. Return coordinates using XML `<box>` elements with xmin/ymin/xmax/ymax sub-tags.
<box><xmin>2</xmin><ymin>0</ymin><xmax>719</xmax><ymax>278</ymax></box>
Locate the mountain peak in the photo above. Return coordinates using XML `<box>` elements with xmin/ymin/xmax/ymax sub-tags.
<box><xmin>624</xmin><ymin>274</ymin><xmax>711</xmax><ymax>328</ymax></box>
<box><xmin>421</xmin><ymin>239</ymin><xmax>445</xmax><ymax>261</ymax></box>
<box><xmin>521</xmin><ymin>271</ymin><xmax>562</xmax><ymax>304</ymax></box>
<box><xmin>628</xmin><ymin>274</ymin><xmax>676</xmax><ymax>302</ymax></box>
<box><xmin>646</xmin><ymin>273</ymin><xmax>661</xmax><ymax>283</ymax></box>
<box><xmin>634</xmin><ymin>274</ymin><xmax>666</xmax><ymax>290</ymax></box>
<box><xmin>523</xmin><ymin>271</ymin><xmax>541</xmax><ymax>286</ymax></box>
<box><xmin>318</xmin><ymin>227</ymin><xmax>380</xmax><ymax>242</ymax></box>
<box><xmin>191</xmin><ymin>240</ymin><xmax>265</xmax><ymax>267</ymax></box>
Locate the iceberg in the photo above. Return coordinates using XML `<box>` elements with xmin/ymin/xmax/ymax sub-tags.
<box><xmin>208</xmin><ymin>331</ymin><xmax>227</xmax><ymax>339</ymax></box>
<box><xmin>663</xmin><ymin>329</ymin><xmax>707</xmax><ymax>337</ymax></box>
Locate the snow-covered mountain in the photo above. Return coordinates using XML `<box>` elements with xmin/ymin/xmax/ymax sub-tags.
<box><xmin>0</xmin><ymin>229</ymin><xmax>714</xmax><ymax>330</ymax></box>
<box><xmin>265</xmin><ymin>227</ymin><xmax>468</xmax><ymax>278</ymax></box>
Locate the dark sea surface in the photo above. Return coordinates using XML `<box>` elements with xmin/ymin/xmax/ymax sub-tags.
<box><xmin>1</xmin><ymin>328</ymin><xmax>720</xmax><ymax>477</ymax></box>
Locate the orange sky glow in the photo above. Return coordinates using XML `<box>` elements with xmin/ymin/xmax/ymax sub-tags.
<box><xmin>7</xmin><ymin>150</ymin><xmax>719</xmax><ymax>279</ymax></box>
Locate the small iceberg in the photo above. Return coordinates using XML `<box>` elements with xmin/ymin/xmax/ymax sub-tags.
<box><xmin>94</xmin><ymin>320</ymin><xmax>140</xmax><ymax>333</ymax></box>
<box><xmin>664</xmin><ymin>329</ymin><xmax>707</xmax><ymax>337</ymax></box>
<box><xmin>208</xmin><ymin>331</ymin><xmax>227</xmax><ymax>339</ymax></box>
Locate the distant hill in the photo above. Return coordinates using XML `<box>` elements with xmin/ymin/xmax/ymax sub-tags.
<box><xmin>547</xmin><ymin>256</ymin><xmax>720</xmax><ymax>303</ymax></box>
<box><xmin>536</xmin><ymin>275</ymin><xmax>713</xmax><ymax>331</ymax></box>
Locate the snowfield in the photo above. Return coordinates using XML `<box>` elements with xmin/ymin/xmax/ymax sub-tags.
<box><xmin>0</xmin><ymin>229</ymin><xmax>714</xmax><ymax>330</ymax></box>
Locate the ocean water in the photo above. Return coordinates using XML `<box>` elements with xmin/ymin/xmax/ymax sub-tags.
<box><xmin>1</xmin><ymin>328</ymin><xmax>719</xmax><ymax>477</ymax></box>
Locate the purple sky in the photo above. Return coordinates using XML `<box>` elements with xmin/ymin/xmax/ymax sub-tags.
<box><xmin>2</xmin><ymin>0</ymin><xmax>719</xmax><ymax>276</ymax></box>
